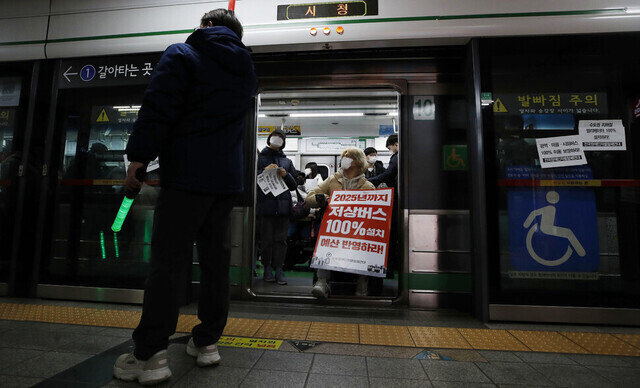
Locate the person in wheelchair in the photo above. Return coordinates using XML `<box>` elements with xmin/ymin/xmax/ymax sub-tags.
<box><xmin>304</xmin><ymin>147</ymin><xmax>375</xmax><ymax>298</ymax></box>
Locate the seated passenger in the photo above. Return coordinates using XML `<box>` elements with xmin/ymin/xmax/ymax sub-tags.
<box><xmin>304</xmin><ymin>147</ymin><xmax>375</xmax><ymax>298</ymax></box>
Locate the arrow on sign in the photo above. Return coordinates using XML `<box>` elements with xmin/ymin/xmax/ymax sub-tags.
<box><xmin>63</xmin><ymin>66</ymin><xmax>78</xmax><ymax>82</ymax></box>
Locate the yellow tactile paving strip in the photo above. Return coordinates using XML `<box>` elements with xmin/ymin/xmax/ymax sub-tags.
<box><xmin>223</xmin><ymin>317</ymin><xmax>265</xmax><ymax>337</ymax></box>
<box><xmin>360</xmin><ymin>324</ymin><xmax>415</xmax><ymax>347</ymax></box>
<box><xmin>409</xmin><ymin>327</ymin><xmax>473</xmax><ymax>349</ymax></box>
<box><xmin>307</xmin><ymin>322</ymin><xmax>360</xmax><ymax>344</ymax></box>
<box><xmin>561</xmin><ymin>332</ymin><xmax>640</xmax><ymax>356</ymax></box>
<box><xmin>255</xmin><ymin>319</ymin><xmax>311</xmax><ymax>340</ymax></box>
<box><xmin>1</xmin><ymin>303</ymin><xmax>639</xmax><ymax>357</ymax></box>
<box><xmin>457</xmin><ymin>328</ymin><xmax>530</xmax><ymax>351</ymax></box>
<box><xmin>509</xmin><ymin>330</ymin><xmax>589</xmax><ymax>354</ymax></box>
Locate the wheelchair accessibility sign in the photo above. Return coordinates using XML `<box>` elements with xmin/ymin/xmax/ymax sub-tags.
<box><xmin>507</xmin><ymin>172</ymin><xmax>599</xmax><ymax>272</ymax></box>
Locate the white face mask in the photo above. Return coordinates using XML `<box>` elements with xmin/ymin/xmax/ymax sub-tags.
<box><xmin>340</xmin><ymin>157</ymin><xmax>353</xmax><ymax>170</ymax></box>
<box><xmin>304</xmin><ymin>168</ymin><xmax>312</xmax><ymax>176</ymax></box>
<box><xmin>368</xmin><ymin>156</ymin><xmax>377</xmax><ymax>163</ymax></box>
<box><xmin>270</xmin><ymin>136</ymin><xmax>284</xmax><ymax>148</ymax></box>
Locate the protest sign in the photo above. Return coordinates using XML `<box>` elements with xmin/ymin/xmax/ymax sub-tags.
<box><xmin>311</xmin><ymin>188</ymin><xmax>393</xmax><ymax>278</ymax></box>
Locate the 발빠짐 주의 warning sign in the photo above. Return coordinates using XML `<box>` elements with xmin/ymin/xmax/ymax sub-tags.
<box><xmin>311</xmin><ymin>188</ymin><xmax>393</xmax><ymax>278</ymax></box>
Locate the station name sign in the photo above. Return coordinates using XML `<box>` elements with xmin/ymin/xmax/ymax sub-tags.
<box><xmin>277</xmin><ymin>0</ymin><xmax>378</xmax><ymax>20</ymax></box>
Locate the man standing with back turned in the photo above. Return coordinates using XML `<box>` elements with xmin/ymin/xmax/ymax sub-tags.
<box><xmin>113</xmin><ymin>9</ymin><xmax>257</xmax><ymax>385</ymax></box>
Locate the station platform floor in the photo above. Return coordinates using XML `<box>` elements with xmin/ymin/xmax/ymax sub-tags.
<box><xmin>0</xmin><ymin>297</ymin><xmax>639</xmax><ymax>387</ymax></box>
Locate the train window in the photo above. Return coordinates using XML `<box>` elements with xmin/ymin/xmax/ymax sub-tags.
<box><xmin>252</xmin><ymin>88</ymin><xmax>400</xmax><ymax>299</ymax></box>
<box><xmin>482</xmin><ymin>35</ymin><xmax>640</xmax><ymax>309</ymax></box>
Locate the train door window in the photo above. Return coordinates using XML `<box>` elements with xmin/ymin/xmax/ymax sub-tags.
<box><xmin>43</xmin><ymin>84</ymin><xmax>154</xmax><ymax>290</ymax></box>
<box><xmin>481</xmin><ymin>35</ymin><xmax>640</xmax><ymax>310</ymax></box>
<box><xmin>252</xmin><ymin>89</ymin><xmax>400</xmax><ymax>299</ymax></box>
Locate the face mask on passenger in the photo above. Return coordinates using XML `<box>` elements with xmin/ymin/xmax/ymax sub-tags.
<box><xmin>368</xmin><ymin>156</ymin><xmax>377</xmax><ymax>163</ymax></box>
<box><xmin>304</xmin><ymin>168</ymin><xmax>312</xmax><ymax>176</ymax></box>
<box><xmin>340</xmin><ymin>157</ymin><xmax>353</xmax><ymax>170</ymax></box>
<box><xmin>270</xmin><ymin>136</ymin><xmax>284</xmax><ymax>148</ymax></box>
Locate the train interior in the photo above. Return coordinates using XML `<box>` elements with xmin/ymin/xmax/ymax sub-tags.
<box><xmin>251</xmin><ymin>89</ymin><xmax>400</xmax><ymax>298</ymax></box>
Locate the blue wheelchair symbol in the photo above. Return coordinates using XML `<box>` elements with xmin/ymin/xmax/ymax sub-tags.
<box><xmin>508</xmin><ymin>188</ymin><xmax>599</xmax><ymax>272</ymax></box>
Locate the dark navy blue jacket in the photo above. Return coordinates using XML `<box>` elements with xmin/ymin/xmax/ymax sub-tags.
<box><xmin>125</xmin><ymin>26</ymin><xmax>257</xmax><ymax>194</ymax></box>
<box><xmin>256</xmin><ymin>147</ymin><xmax>298</xmax><ymax>216</ymax></box>
<box><xmin>369</xmin><ymin>152</ymin><xmax>398</xmax><ymax>188</ymax></box>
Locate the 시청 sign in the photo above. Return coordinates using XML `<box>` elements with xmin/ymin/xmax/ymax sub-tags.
<box><xmin>311</xmin><ymin>188</ymin><xmax>393</xmax><ymax>278</ymax></box>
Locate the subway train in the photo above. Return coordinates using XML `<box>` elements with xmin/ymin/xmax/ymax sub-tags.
<box><xmin>1</xmin><ymin>0</ymin><xmax>639</xmax><ymax>326</ymax></box>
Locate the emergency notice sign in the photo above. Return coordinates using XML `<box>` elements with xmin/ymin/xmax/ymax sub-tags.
<box><xmin>311</xmin><ymin>188</ymin><xmax>393</xmax><ymax>278</ymax></box>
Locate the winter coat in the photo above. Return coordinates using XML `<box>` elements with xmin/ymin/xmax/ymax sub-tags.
<box><xmin>256</xmin><ymin>146</ymin><xmax>298</xmax><ymax>216</ymax></box>
<box><xmin>365</xmin><ymin>160</ymin><xmax>386</xmax><ymax>181</ymax></box>
<box><xmin>368</xmin><ymin>152</ymin><xmax>397</xmax><ymax>189</ymax></box>
<box><xmin>305</xmin><ymin>171</ymin><xmax>375</xmax><ymax>208</ymax></box>
<box><xmin>125</xmin><ymin>26</ymin><xmax>258</xmax><ymax>194</ymax></box>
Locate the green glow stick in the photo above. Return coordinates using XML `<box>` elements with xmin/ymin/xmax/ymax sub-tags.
<box><xmin>111</xmin><ymin>166</ymin><xmax>147</xmax><ymax>233</ymax></box>
<box><xmin>113</xmin><ymin>232</ymin><xmax>120</xmax><ymax>258</ymax></box>
<box><xmin>111</xmin><ymin>197</ymin><xmax>134</xmax><ymax>232</ymax></box>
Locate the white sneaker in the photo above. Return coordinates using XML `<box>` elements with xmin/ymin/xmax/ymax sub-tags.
<box><xmin>312</xmin><ymin>278</ymin><xmax>330</xmax><ymax>299</ymax></box>
<box><xmin>355</xmin><ymin>275</ymin><xmax>369</xmax><ymax>296</ymax></box>
<box><xmin>186</xmin><ymin>338</ymin><xmax>221</xmax><ymax>367</ymax></box>
<box><xmin>113</xmin><ymin>350</ymin><xmax>171</xmax><ymax>386</ymax></box>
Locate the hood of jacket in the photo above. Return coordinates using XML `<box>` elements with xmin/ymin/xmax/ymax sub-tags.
<box><xmin>186</xmin><ymin>26</ymin><xmax>253</xmax><ymax>77</ymax></box>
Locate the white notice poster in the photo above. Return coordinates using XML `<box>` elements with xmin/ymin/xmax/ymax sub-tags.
<box><xmin>579</xmin><ymin>120</ymin><xmax>627</xmax><ymax>151</ymax></box>
<box><xmin>257</xmin><ymin>168</ymin><xmax>289</xmax><ymax>197</ymax></box>
<box><xmin>536</xmin><ymin>135</ymin><xmax>587</xmax><ymax>169</ymax></box>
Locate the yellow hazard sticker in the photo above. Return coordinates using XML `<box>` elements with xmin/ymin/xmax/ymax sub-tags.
<box><xmin>493</xmin><ymin>98</ymin><xmax>508</xmax><ymax>112</ymax></box>
<box><xmin>218</xmin><ymin>336</ymin><xmax>283</xmax><ymax>350</ymax></box>
<box><xmin>97</xmin><ymin>109</ymin><xmax>110</xmax><ymax>122</ymax></box>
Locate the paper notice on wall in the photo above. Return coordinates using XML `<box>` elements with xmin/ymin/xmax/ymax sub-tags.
<box><xmin>257</xmin><ymin>168</ymin><xmax>289</xmax><ymax>197</ymax></box>
<box><xmin>579</xmin><ymin>120</ymin><xmax>627</xmax><ymax>151</ymax></box>
<box><xmin>536</xmin><ymin>135</ymin><xmax>587</xmax><ymax>169</ymax></box>
<box><xmin>123</xmin><ymin>154</ymin><xmax>160</xmax><ymax>173</ymax></box>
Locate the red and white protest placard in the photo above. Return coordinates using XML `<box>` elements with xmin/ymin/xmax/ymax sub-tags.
<box><xmin>310</xmin><ymin>188</ymin><xmax>394</xmax><ymax>278</ymax></box>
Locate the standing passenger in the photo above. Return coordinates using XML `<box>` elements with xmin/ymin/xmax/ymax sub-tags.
<box><xmin>363</xmin><ymin>147</ymin><xmax>385</xmax><ymax>181</ymax></box>
<box><xmin>256</xmin><ymin>129</ymin><xmax>298</xmax><ymax>285</ymax></box>
<box><xmin>113</xmin><ymin>9</ymin><xmax>257</xmax><ymax>386</ymax></box>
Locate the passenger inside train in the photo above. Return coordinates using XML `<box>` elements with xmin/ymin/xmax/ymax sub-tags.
<box><xmin>252</xmin><ymin>90</ymin><xmax>399</xmax><ymax>299</ymax></box>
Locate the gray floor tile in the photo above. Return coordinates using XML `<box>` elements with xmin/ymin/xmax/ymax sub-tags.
<box><xmin>432</xmin><ymin>348</ymin><xmax>487</xmax><ymax>362</ymax></box>
<box><xmin>0</xmin><ymin>375</ymin><xmax>45</xmax><ymax>387</ymax></box>
<box><xmin>366</xmin><ymin>357</ymin><xmax>427</xmax><ymax>379</ymax></box>
<box><xmin>310</xmin><ymin>353</ymin><xmax>367</xmax><ymax>376</ymax></box>
<box><xmin>0</xmin><ymin>329</ymin><xmax>80</xmax><ymax>350</ymax></box>
<box><xmin>171</xmin><ymin>365</ymin><xmax>250</xmax><ymax>388</ymax></box>
<box><xmin>370</xmin><ymin>377</ymin><xmax>434</xmax><ymax>388</ymax></box>
<box><xmin>477</xmin><ymin>351</ymin><xmax>522</xmax><ymax>363</ymax></box>
<box><xmin>6</xmin><ymin>351</ymin><xmax>91</xmax><ymax>378</ymax></box>
<box><xmin>422</xmin><ymin>360</ymin><xmax>491</xmax><ymax>383</ymax></box>
<box><xmin>476</xmin><ymin>361</ymin><xmax>554</xmax><ymax>386</ymax></box>
<box><xmin>588</xmin><ymin>365</ymin><xmax>640</xmax><ymax>386</ymax></box>
<box><xmin>306</xmin><ymin>373</ymin><xmax>368</xmax><ymax>388</ymax></box>
<box><xmin>567</xmin><ymin>354</ymin><xmax>633</xmax><ymax>367</ymax></box>
<box><xmin>308</xmin><ymin>343</ymin><xmax>419</xmax><ymax>358</ymax></box>
<box><xmin>530</xmin><ymin>363</ymin><xmax>616</xmax><ymax>387</ymax></box>
<box><xmin>431</xmin><ymin>382</ymin><xmax>496</xmax><ymax>388</ymax></box>
<box><xmin>0</xmin><ymin>348</ymin><xmax>45</xmax><ymax>371</ymax></box>
<box><xmin>253</xmin><ymin>350</ymin><xmax>313</xmax><ymax>372</ymax></box>
<box><xmin>239</xmin><ymin>369</ymin><xmax>307</xmax><ymax>388</ymax></box>
<box><xmin>56</xmin><ymin>324</ymin><xmax>109</xmax><ymax>335</ymax></box>
<box><xmin>616</xmin><ymin>356</ymin><xmax>640</xmax><ymax>367</ymax></box>
<box><xmin>514</xmin><ymin>351</ymin><xmax>577</xmax><ymax>364</ymax></box>
<box><xmin>218</xmin><ymin>348</ymin><xmax>264</xmax><ymax>369</ymax></box>
<box><xmin>96</xmin><ymin>328</ymin><xmax>133</xmax><ymax>338</ymax></box>
<box><xmin>58</xmin><ymin>335</ymin><xmax>127</xmax><ymax>355</ymax></box>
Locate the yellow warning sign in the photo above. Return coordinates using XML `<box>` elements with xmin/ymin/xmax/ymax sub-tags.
<box><xmin>97</xmin><ymin>109</ymin><xmax>109</xmax><ymax>122</ymax></box>
<box><xmin>493</xmin><ymin>98</ymin><xmax>508</xmax><ymax>113</ymax></box>
<box><xmin>217</xmin><ymin>336</ymin><xmax>282</xmax><ymax>350</ymax></box>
